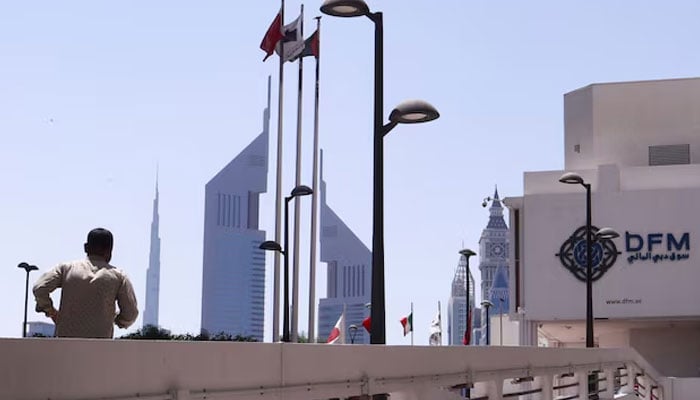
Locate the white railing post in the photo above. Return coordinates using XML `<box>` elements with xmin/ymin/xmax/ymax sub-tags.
<box><xmin>603</xmin><ymin>368</ymin><xmax>616</xmax><ymax>398</ymax></box>
<box><xmin>540</xmin><ymin>374</ymin><xmax>553</xmax><ymax>400</ymax></box>
<box><xmin>577</xmin><ymin>372</ymin><xmax>589</xmax><ymax>399</ymax></box>
<box><xmin>486</xmin><ymin>378</ymin><xmax>504</xmax><ymax>400</ymax></box>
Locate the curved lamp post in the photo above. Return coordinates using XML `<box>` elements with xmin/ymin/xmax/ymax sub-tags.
<box><xmin>459</xmin><ymin>249</ymin><xmax>476</xmax><ymax>345</ymax></box>
<box><xmin>348</xmin><ymin>324</ymin><xmax>359</xmax><ymax>344</ymax></box>
<box><xmin>559</xmin><ymin>172</ymin><xmax>619</xmax><ymax>398</ymax></box>
<box><xmin>321</xmin><ymin>0</ymin><xmax>440</xmax><ymax>347</ymax></box>
<box><xmin>480</xmin><ymin>300</ymin><xmax>493</xmax><ymax>345</ymax></box>
<box><xmin>18</xmin><ymin>262</ymin><xmax>39</xmax><ymax>338</ymax></box>
<box><xmin>260</xmin><ymin>185</ymin><xmax>313</xmax><ymax>342</ymax></box>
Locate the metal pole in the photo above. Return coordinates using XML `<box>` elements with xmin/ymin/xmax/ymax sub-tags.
<box><xmin>485</xmin><ymin>304</ymin><xmax>490</xmax><ymax>345</ymax></box>
<box><xmin>307</xmin><ymin>16</ymin><xmax>322</xmax><ymax>345</ymax></box>
<box><xmin>22</xmin><ymin>270</ymin><xmax>30</xmax><ymax>338</ymax></box>
<box><xmin>585</xmin><ymin>183</ymin><xmax>593</xmax><ymax>348</ymax></box>
<box><xmin>369</xmin><ymin>11</ymin><xmax>385</xmax><ymax>346</ymax></box>
<box><xmin>272</xmin><ymin>0</ymin><xmax>286</xmax><ymax>344</ymax></box>
<box><xmin>585</xmin><ymin>183</ymin><xmax>597</xmax><ymax>398</ymax></box>
<box><xmin>283</xmin><ymin>196</ymin><xmax>291</xmax><ymax>343</ymax></box>
<box><xmin>291</xmin><ymin>3</ymin><xmax>304</xmax><ymax>343</ymax></box>
<box><xmin>465</xmin><ymin>256</ymin><xmax>470</xmax><ymax>346</ymax></box>
<box><xmin>499</xmin><ymin>300</ymin><xmax>504</xmax><ymax>345</ymax></box>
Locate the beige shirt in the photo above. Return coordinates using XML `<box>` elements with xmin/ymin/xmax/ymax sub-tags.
<box><xmin>33</xmin><ymin>256</ymin><xmax>139</xmax><ymax>338</ymax></box>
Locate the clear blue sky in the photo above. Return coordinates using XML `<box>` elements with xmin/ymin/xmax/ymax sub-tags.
<box><xmin>1</xmin><ymin>1</ymin><xmax>699</xmax><ymax>344</ymax></box>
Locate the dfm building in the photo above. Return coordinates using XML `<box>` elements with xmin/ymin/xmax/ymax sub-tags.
<box><xmin>505</xmin><ymin>77</ymin><xmax>700</xmax><ymax>377</ymax></box>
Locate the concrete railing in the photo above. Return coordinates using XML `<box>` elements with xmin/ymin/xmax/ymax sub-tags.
<box><xmin>0</xmin><ymin>338</ymin><xmax>669</xmax><ymax>400</ymax></box>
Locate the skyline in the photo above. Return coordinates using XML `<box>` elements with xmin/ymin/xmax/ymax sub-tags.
<box><xmin>3</xmin><ymin>1</ymin><xmax>700</xmax><ymax>344</ymax></box>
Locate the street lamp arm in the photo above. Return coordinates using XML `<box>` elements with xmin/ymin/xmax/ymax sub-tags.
<box><xmin>381</xmin><ymin>120</ymin><xmax>399</xmax><ymax>136</ymax></box>
<box><xmin>367</xmin><ymin>11</ymin><xmax>382</xmax><ymax>23</ymax></box>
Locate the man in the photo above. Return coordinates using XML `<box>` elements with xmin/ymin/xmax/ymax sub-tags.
<box><xmin>33</xmin><ymin>228</ymin><xmax>139</xmax><ymax>338</ymax></box>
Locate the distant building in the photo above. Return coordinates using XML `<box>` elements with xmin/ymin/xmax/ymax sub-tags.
<box><xmin>27</xmin><ymin>321</ymin><xmax>54</xmax><ymax>337</ymax></box>
<box><xmin>317</xmin><ymin>151</ymin><xmax>371</xmax><ymax>344</ymax></box>
<box><xmin>447</xmin><ymin>252</ymin><xmax>476</xmax><ymax>345</ymax></box>
<box><xmin>143</xmin><ymin>175</ymin><xmax>161</xmax><ymax>328</ymax></box>
<box><xmin>200</xmin><ymin>79</ymin><xmax>270</xmax><ymax>341</ymax></box>
<box><xmin>478</xmin><ymin>188</ymin><xmax>510</xmax><ymax>344</ymax></box>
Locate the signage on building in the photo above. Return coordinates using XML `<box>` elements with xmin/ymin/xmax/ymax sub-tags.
<box><xmin>556</xmin><ymin>227</ymin><xmax>691</xmax><ymax>281</ymax></box>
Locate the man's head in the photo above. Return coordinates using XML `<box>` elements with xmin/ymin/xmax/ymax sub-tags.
<box><xmin>84</xmin><ymin>228</ymin><xmax>114</xmax><ymax>262</ymax></box>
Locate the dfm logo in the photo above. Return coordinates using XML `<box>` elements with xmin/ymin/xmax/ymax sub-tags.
<box><xmin>625</xmin><ymin>232</ymin><xmax>690</xmax><ymax>264</ymax></box>
<box><xmin>556</xmin><ymin>226</ymin><xmax>620</xmax><ymax>282</ymax></box>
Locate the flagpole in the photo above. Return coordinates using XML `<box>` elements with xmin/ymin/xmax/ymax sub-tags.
<box><xmin>411</xmin><ymin>302</ymin><xmax>414</xmax><ymax>346</ymax></box>
<box><xmin>307</xmin><ymin>15</ymin><xmax>321</xmax><ymax>344</ymax></box>
<box><xmin>272</xmin><ymin>0</ymin><xmax>285</xmax><ymax>343</ymax></box>
<box><xmin>438</xmin><ymin>300</ymin><xmax>442</xmax><ymax>346</ymax></box>
<box><xmin>291</xmin><ymin>3</ymin><xmax>304</xmax><ymax>343</ymax></box>
<box><xmin>342</xmin><ymin>303</ymin><xmax>347</xmax><ymax>344</ymax></box>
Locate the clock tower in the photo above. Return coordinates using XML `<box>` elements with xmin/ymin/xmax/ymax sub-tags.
<box><xmin>478</xmin><ymin>187</ymin><xmax>509</xmax><ymax>309</ymax></box>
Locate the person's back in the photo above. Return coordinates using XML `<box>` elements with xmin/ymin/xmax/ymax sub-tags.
<box><xmin>33</xmin><ymin>228</ymin><xmax>138</xmax><ymax>338</ymax></box>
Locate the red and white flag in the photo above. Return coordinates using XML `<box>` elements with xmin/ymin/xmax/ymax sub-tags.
<box><xmin>327</xmin><ymin>312</ymin><xmax>345</xmax><ymax>344</ymax></box>
<box><xmin>260</xmin><ymin>10</ymin><xmax>283</xmax><ymax>61</ymax></box>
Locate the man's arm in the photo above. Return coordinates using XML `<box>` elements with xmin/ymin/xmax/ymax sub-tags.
<box><xmin>32</xmin><ymin>264</ymin><xmax>64</xmax><ymax>318</ymax></box>
<box><xmin>115</xmin><ymin>274</ymin><xmax>139</xmax><ymax>329</ymax></box>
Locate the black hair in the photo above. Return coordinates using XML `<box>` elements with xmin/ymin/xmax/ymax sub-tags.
<box><xmin>85</xmin><ymin>228</ymin><xmax>113</xmax><ymax>254</ymax></box>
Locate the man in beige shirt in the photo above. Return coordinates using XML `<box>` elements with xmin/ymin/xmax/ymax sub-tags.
<box><xmin>33</xmin><ymin>228</ymin><xmax>139</xmax><ymax>338</ymax></box>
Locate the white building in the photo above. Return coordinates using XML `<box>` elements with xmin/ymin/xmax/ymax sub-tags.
<box><xmin>506</xmin><ymin>77</ymin><xmax>700</xmax><ymax>377</ymax></box>
<box><xmin>26</xmin><ymin>321</ymin><xmax>54</xmax><ymax>337</ymax></box>
<box><xmin>143</xmin><ymin>176</ymin><xmax>161</xmax><ymax>328</ymax></box>
<box><xmin>317</xmin><ymin>151</ymin><xmax>371</xmax><ymax>344</ymax></box>
<box><xmin>200</xmin><ymin>79</ymin><xmax>270</xmax><ymax>341</ymax></box>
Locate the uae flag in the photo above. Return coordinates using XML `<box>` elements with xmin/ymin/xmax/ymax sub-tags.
<box><xmin>362</xmin><ymin>316</ymin><xmax>371</xmax><ymax>333</ymax></box>
<box><xmin>400</xmin><ymin>313</ymin><xmax>413</xmax><ymax>336</ymax></box>
<box><xmin>462</xmin><ymin>311</ymin><xmax>472</xmax><ymax>345</ymax></box>
<box><xmin>297</xmin><ymin>30</ymin><xmax>319</xmax><ymax>59</ymax></box>
<box><xmin>327</xmin><ymin>313</ymin><xmax>345</xmax><ymax>344</ymax></box>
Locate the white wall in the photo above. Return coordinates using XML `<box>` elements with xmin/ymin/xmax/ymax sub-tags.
<box><xmin>564</xmin><ymin>78</ymin><xmax>700</xmax><ymax>170</ymax></box>
<box><xmin>630</xmin><ymin>327</ymin><xmax>700</xmax><ymax>377</ymax></box>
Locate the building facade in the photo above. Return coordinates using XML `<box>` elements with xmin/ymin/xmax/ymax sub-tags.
<box><xmin>200</xmin><ymin>80</ymin><xmax>270</xmax><ymax>341</ymax></box>
<box><xmin>143</xmin><ymin>176</ymin><xmax>161</xmax><ymax>328</ymax></box>
<box><xmin>506</xmin><ymin>77</ymin><xmax>700</xmax><ymax>376</ymax></box>
<box><xmin>27</xmin><ymin>321</ymin><xmax>55</xmax><ymax>337</ymax></box>
<box><xmin>447</xmin><ymin>252</ymin><xmax>476</xmax><ymax>345</ymax></box>
<box><xmin>317</xmin><ymin>151</ymin><xmax>371</xmax><ymax>344</ymax></box>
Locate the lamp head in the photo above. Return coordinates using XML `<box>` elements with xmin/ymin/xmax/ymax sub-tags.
<box><xmin>17</xmin><ymin>262</ymin><xmax>38</xmax><ymax>272</ymax></box>
<box><xmin>348</xmin><ymin>324</ymin><xmax>358</xmax><ymax>332</ymax></box>
<box><xmin>596</xmin><ymin>227</ymin><xmax>620</xmax><ymax>240</ymax></box>
<box><xmin>259</xmin><ymin>240</ymin><xmax>283</xmax><ymax>253</ymax></box>
<box><xmin>320</xmin><ymin>0</ymin><xmax>370</xmax><ymax>17</ymax></box>
<box><xmin>481</xmin><ymin>300</ymin><xmax>493</xmax><ymax>308</ymax></box>
<box><xmin>558</xmin><ymin>172</ymin><xmax>584</xmax><ymax>185</ymax></box>
<box><xmin>389</xmin><ymin>99</ymin><xmax>440</xmax><ymax>124</ymax></box>
<box><xmin>290</xmin><ymin>185</ymin><xmax>314</xmax><ymax>198</ymax></box>
<box><xmin>459</xmin><ymin>248</ymin><xmax>476</xmax><ymax>258</ymax></box>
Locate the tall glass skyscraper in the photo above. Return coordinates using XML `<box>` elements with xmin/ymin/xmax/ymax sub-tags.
<box><xmin>143</xmin><ymin>176</ymin><xmax>161</xmax><ymax>328</ymax></box>
<box><xmin>200</xmin><ymin>79</ymin><xmax>270</xmax><ymax>341</ymax></box>
<box><xmin>317</xmin><ymin>151</ymin><xmax>371</xmax><ymax>344</ymax></box>
<box><xmin>447</xmin><ymin>253</ymin><xmax>475</xmax><ymax>345</ymax></box>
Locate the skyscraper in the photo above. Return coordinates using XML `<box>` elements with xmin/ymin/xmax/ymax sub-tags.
<box><xmin>200</xmin><ymin>79</ymin><xmax>270</xmax><ymax>341</ymax></box>
<box><xmin>143</xmin><ymin>175</ymin><xmax>161</xmax><ymax>328</ymax></box>
<box><xmin>447</xmin><ymin>253</ymin><xmax>476</xmax><ymax>345</ymax></box>
<box><xmin>317</xmin><ymin>151</ymin><xmax>371</xmax><ymax>344</ymax></box>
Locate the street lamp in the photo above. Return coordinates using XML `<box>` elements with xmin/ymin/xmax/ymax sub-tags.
<box><xmin>459</xmin><ymin>249</ymin><xmax>476</xmax><ymax>345</ymax></box>
<box><xmin>18</xmin><ymin>262</ymin><xmax>39</xmax><ymax>338</ymax></box>
<box><xmin>558</xmin><ymin>172</ymin><xmax>619</xmax><ymax>347</ymax></box>
<box><xmin>559</xmin><ymin>172</ymin><xmax>619</xmax><ymax>399</ymax></box>
<box><xmin>321</xmin><ymin>0</ymin><xmax>440</xmax><ymax>346</ymax></box>
<box><xmin>480</xmin><ymin>300</ymin><xmax>493</xmax><ymax>345</ymax></box>
<box><xmin>348</xmin><ymin>324</ymin><xmax>359</xmax><ymax>344</ymax></box>
<box><xmin>260</xmin><ymin>185</ymin><xmax>313</xmax><ymax>343</ymax></box>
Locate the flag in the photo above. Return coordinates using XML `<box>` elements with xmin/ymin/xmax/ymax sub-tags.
<box><xmin>429</xmin><ymin>304</ymin><xmax>442</xmax><ymax>346</ymax></box>
<box><xmin>275</xmin><ymin>15</ymin><xmax>304</xmax><ymax>62</ymax></box>
<box><xmin>297</xmin><ymin>30</ymin><xmax>319</xmax><ymax>60</ymax></box>
<box><xmin>362</xmin><ymin>316</ymin><xmax>371</xmax><ymax>333</ymax></box>
<box><xmin>260</xmin><ymin>11</ymin><xmax>283</xmax><ymax>61</ymax></box>
<box><xmin>400</xmin><ymin>312</ymin><xmax>413</xmax><ymax>336</ymax></box>
<box><xmin>462</xmin><ymin>310</ymin><xmax>472</xmax><ymax>345</ymax></box>
<box><xmin>327</xmin><ymin>313</ymin><xmax>345</xmax><ymax>344</ymax></box>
